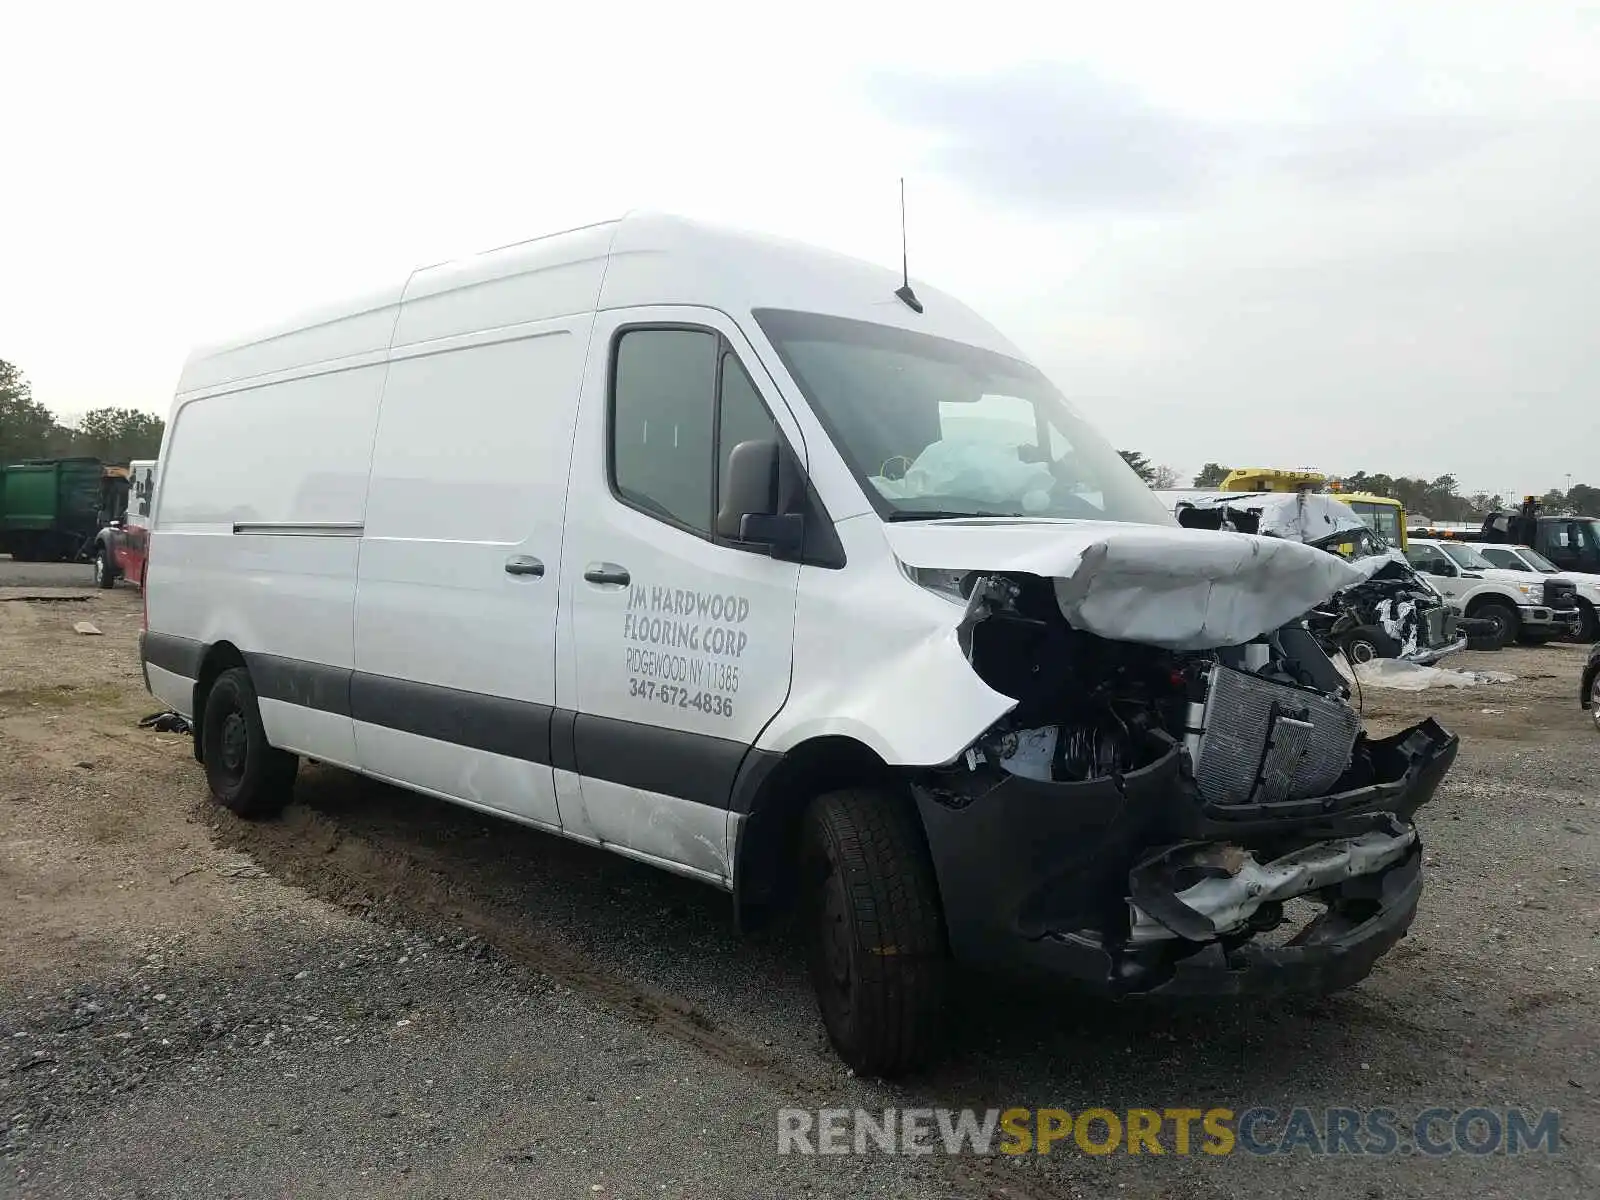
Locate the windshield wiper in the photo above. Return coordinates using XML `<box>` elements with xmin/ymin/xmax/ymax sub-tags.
<box><xmin>886</xmin><ymin>509</ymin><xmax>1025</xmax><ymax>522</ymax></box>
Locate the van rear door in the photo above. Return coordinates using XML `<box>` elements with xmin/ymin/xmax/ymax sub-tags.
<box><xmin>558</xmin><ymin>309</ymin><xmax>804</xmax><ymax>883</ymax></box>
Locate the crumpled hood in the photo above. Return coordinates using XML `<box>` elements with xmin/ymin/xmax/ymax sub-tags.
<box><xmin>882</xmin><ymin>519</ymin><xmax>1367</xmax><ymax>650</ymax></box>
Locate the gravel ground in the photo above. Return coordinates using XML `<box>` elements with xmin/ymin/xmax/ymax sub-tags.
<box><xmin>2</xmin><ymin>586</ymin><xmax>1596</xmax><ymax>1198</ymax></box>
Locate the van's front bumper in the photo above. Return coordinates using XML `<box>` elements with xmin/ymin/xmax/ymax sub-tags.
<box><xmin>911</xmin><ymin>719</ymin><xmax>1457</xmax><ymax>999</ymax></box>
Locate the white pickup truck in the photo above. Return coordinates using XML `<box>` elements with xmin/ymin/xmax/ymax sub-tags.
<box><xmin>1475</xmin><ymin>542</ymin><xmax>1600</xmax><ymax>642</ymax></box>
<box><xmin>1404</xmin><ymin>538</ymin><xmax>1582</xmax><ymax>648</ymax></box>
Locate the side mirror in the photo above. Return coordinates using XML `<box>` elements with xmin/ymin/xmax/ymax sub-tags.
<box><xmin>716</xmin><ymin>439</ymin><xmax>804</xmax><ymax>555</ymax></box>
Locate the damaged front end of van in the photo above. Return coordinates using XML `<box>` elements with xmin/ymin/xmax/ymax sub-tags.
<box><xmin>893</xmin><ymin>525</ymin><xmax>1458</xmax><ymax>999</ymax></box>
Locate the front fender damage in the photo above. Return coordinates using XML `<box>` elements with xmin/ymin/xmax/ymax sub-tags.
<box><xmin>899</xmin><ymin>532</ymin><xmax>1460</xmax><ymax>999</ymax></box>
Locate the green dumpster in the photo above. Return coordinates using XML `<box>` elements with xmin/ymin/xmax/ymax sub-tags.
<box><xmin>0</xmin><ymin>458</ymin><xmax>110</xmax><ymax>562</ymax></box>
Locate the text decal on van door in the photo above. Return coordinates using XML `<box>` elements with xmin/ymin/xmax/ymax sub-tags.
<box><xmin>622</xmin><ymin>585</ymin><xmax>748</xmax><ymax>719</ymax></box>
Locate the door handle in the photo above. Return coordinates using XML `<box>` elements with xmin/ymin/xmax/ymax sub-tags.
<box><xmin>504</xmin><ymin>555</ymin><xmax>545</xmax><ymax>577</ymax></box>
<box><xmin>584</xmin><ymin>562</ymin><xmax>630</xmax><ymax>587</ymax></box>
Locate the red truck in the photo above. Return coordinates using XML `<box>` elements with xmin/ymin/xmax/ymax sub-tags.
<box><xmin>92</xmin><ymin>459</ymin><xmax>155</xmax><ymax>588</ymax></box>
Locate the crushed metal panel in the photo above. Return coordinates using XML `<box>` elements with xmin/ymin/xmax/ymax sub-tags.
<box><xmin>1129</xmin><ymin>826</ymin><xmax>1419</xmax><ymax>943</ymax></box>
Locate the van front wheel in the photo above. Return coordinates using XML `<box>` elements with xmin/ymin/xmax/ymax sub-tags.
<box><xmin>800</xmin><ymin>787</ymin><xmax>948</xmax><ymax>1077</ymax></box>
<box><xmin>201</xmin><ymin>667</ymin><xmax>298</xmax><ymax>818</ymax></box>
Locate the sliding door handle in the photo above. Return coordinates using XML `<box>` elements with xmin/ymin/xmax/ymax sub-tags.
<box><xmin>504</xmin><ymin>555</ymin><xmax>545</xmax><ymax>577</ymax></box>
<box><xmin>583</xmin><ymin>562</ymin><xmax>630</xmax><ymax>587</ymax></box>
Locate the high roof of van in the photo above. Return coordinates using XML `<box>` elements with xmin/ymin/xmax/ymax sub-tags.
<box><xmin>175</xmin><ymin>212</ymin><xmax>1020</xmax><ymax>397</ymax></box>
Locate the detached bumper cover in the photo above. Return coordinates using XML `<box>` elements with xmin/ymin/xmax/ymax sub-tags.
<box><xmin>1406</xmin><ymin>632</ymin><xmax>1467</xmax><ymax>666</ymax></box>
<box><xmin>913</xmin><ymin>718</ymin><xmax>1458</xmax><ymax>998</ymax></box>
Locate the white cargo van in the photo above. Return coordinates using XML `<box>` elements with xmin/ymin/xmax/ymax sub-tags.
<box><xmin>143</xmin><ymin>213</ymin><xmax>1459</xmax><ymax>1074</ymax></box>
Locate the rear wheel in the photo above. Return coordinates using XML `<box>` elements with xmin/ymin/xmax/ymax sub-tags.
<box><xmin>1473</xmin><ymin>601</ymin><xmax>1519</xmax><ymax>649</ymax></box>
<box><xmin>800</xmin><ymin>787</ymin><xmax>948</xmax><ymax>1077</ymax></box>
<box><xmin>201</xmin><ymin>667</ymin><xmax>298</xmax><ymax>818</ymax></box>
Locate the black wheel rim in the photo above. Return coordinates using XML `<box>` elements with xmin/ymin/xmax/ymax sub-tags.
<box><xmin>219</xmin><ymin>711</ymin><xmax>248</xmax><ymax>776</ymax></box>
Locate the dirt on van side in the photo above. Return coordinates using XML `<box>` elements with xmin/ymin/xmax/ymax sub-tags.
<box><xmin>2</xmin><ymin>576</ymin><xmax>1597</xmax><ymax>1199</ymax></box>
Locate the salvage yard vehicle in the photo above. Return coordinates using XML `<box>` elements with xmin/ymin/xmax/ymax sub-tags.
<box><xmin>1414</xmin><ymin>496</ymin><xmax>1600</xmax><ymax>579</ymax></box>
<box><xmin>1582</xmin><ymin>643</ymin><xmax>1600</xmax><ymax>734</ymax></box>
<box><xmin>0</xmin><ymin>456</ymin><xmax>117</xmax><ymax>563</ymax></box>
<box><xmin>92</xmin><ymin>458</ymin><xmax>155</xmax><ymax>588</ymax></box>
<box><xmin>1213</xmin><ymin>467</ymin><xmax>1411</xmax><ymax>551</ymax></box>
<box><xmin>1476</xmin><ymin>542</ymin><xmax>1600</xmax><ymax>641</ymax></box>
<box><xmin>1404</xmin><ymin>538</ymin><xmax>1580</xmax><ymax>648</ymax></box>
<box><xmin>140</xmin><ymin>212</ymin><xmax>1460</xmax><ymax>1075</ymax></box>
<box><xmin>1172</xmin><ymin>490</ymin><xmax>1468</xmax><ymax>664</ymax></box>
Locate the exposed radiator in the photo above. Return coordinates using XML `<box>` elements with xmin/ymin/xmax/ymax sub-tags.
<box><xmin>1191</xmin><ymin>665</ymin><xmax>1361</xmax><ymax>807</ymax></box>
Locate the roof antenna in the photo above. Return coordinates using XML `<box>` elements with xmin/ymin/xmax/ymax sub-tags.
<box><xmin>894</xmin><ymin>177</ymin><xmax>924</xmax><ymax>314</ymax></box>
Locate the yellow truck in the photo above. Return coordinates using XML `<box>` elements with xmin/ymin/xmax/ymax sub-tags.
<box><xmin>1218</xmin><ymin>468</ymin><xmax>1408</xmax><ymax>550</ymax></box>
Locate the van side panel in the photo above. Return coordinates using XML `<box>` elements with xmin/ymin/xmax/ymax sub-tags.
<box><xmin>177</xmin><ymin>284</ymin><xmax>408</xmax><ymax>395</ymax></box>
<box><xmin>150</xmin><ymin>361</ymin><xmax>384</xmax><ymax>765</ymax></box>
<box><xmin>352</xmin><ymin>319</ymin><xmax>589</xmax><ymax>828</ymax></box>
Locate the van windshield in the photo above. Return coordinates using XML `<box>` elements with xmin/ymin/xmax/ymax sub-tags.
<box><xmin>753</xmin><ymin>309</ymin><xmax>1174</xmax><ymax>525</ymax></box>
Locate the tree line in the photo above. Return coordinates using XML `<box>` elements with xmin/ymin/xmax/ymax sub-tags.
<box><xmin>1117</xmin><ymin>452</ymin><xmax>1600</xmax><ymax>521</ymax></box>
<box><xmin>1</xmin><ymin>359</ymin><xmax>165</xmax><ymax>466</ymax></box>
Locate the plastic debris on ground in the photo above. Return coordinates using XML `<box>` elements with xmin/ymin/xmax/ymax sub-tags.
<box><xmin>72</xmin><ymin>621</ymin><xmax>102</xmax><ymax>636</ymax></box>
<box><xmin>138</xmin><ymin>710</ymin><xmax>193</xmax><ymax>734</ymax></box>
<box><xmin>1353</xmin><ymin>659</ymin><xmax>1517</xmax><ymax>691</ymax></box>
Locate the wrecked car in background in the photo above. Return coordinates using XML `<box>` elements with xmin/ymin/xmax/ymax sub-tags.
<box><xmin>1171</xmin><ymin>490</ymin><xmax>1478</xmax><ymax>665</ymax></box>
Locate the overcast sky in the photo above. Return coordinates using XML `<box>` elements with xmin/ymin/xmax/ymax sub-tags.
<box><xmin>4</xmin><ymin>1</ymin><xmax>1596</xmax><ymax>495</ymax></box>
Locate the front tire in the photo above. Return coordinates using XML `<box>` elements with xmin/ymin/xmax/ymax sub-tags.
<box><xmin>1473</xmin><ymin>601</ymin><xmax>1519</xmax><ymax>649</ymax></box>
<box><xmin>1574</xmin><ymin>601</ymin><xmax>1598</xmax><ymax>643</ymax></box>
<box><xmin>201</xmin><ymin>667</ymin><xmax>298</xmax><ymax>818</ymax></box>
<box><xmin>1338</xmin><ymin>625</ymin><xmax>1399</xmax><ymax>665</ymax></box>
<box><xmin>93</xmin><ymin>545</ymin><xmax>116</xmax><ymax>589</ymax></box>
<box><xmin>800</xmin><ymin>787</ymin><xmax>948</xmax><ymax>1077</ymax></box>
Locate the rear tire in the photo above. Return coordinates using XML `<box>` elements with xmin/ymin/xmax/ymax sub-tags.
<box><xmin>200</xmin><ymin>667</ymin><xmax>298</xmax><ymax>818</ymax></box>
<box><xmin>800</xmin><ymin>787</ymin><xmax>948</xmax><ymax>1077</ymax></box>
<box><xmin>1473</xmin><ymin>601</ymin><xmax>1519</xmax><ymax>649</ymax></box>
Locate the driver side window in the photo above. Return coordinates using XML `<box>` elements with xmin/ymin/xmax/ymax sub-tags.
<box><xmin>608</xmin><ymin>327</ymin><xmax>785</xmax><ymax>550</ymax></box>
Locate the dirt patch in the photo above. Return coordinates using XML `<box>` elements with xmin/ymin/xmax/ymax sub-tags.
<box><xmin>2</xmin><ymin>589</ymin><xmax>1596</xmax><ymax>1199</ymax></box>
